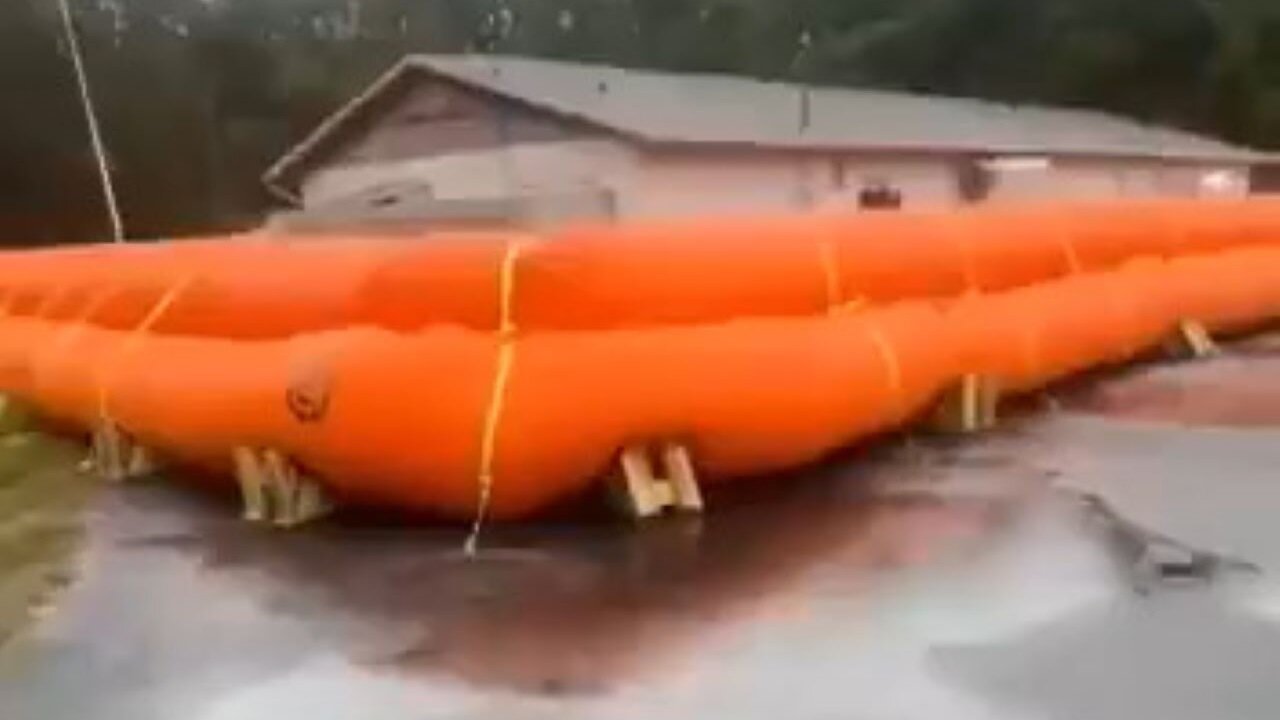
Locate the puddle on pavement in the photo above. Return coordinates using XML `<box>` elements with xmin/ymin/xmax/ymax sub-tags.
<box><xmin>938</xmin><ymin>588</ymin><xmax>1280</xmax><ymax>720</ymax></box>
<box><xmin>5</xmin><ymin>347</ymin><xmax>1280</xmax><ymax>718</ymax></box>
<box><xmin>0</xmin><ymin>429</ymin><xmax>1052</xmax><ymax>716</ymax></box>
<box><xmin>1066</xmin><ymin>349</ymin><xmax>1280</xmax><ymax>428</ymax></box>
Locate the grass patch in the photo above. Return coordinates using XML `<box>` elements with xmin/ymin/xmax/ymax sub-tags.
<box><xmin>0</xmin><ymin>432</ymin><xmax>95</xmax><ymax>647</ymax></box>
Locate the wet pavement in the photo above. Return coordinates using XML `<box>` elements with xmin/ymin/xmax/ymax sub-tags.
<box><xmin>3</xmin><ymin>348</ymin><xmax>1280</xmax><ymax>719</ymax></box>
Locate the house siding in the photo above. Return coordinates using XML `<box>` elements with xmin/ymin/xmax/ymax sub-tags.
<box><xmin>619</xmin><ymin>151</ymin><xmax>961</xmax><ymax>219</ymax></box>
<box><xmin>303</xmin><ymin>139</ymin><xmax>629</xmax><ymax>205</ymax></box>
<box><xmin>985</xmin><ymin>157</ymin><xmax>1249</xmax><ymax>202</ymax></box>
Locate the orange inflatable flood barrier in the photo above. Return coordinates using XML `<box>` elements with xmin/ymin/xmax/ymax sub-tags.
<box><xmin>9</xmin><ymin>303</ymin><xmax>957</xmax><ymax>517</ymax></box>
<box><xmin>1</xmin><ymin>198</ymin><xmax>1279</xmax><ymax>338</ymax></box>
<box><xmin>0</xmin><ymin>198</ymin><xmax>1278</xmax><ymax>520</ymax></box>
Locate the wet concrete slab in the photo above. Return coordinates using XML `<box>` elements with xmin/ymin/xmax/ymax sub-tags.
<box><xmin>941</xmin><ymin>590</ymin><xmax>1280</xmax><ymax>720</ymax></box>
<box><xmin>3</xmin><ymin>349</ymin><xmax>1280</xmax><ymax>719</ymax></box>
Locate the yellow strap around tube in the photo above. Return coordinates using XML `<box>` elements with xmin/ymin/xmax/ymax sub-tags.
<box><xmin>1055</xmin><ymin>226</ymin><xmax>1083</xmax><ymax>275</ymax></box>
<box><xmin>465</xmin><ymin>239</ymin><xmax>528</xmax><ymax>556</ymax></box>
<box><xmin>863</xmin><ymin>319</ymin><xmax>905</xmax><ymax>418</ymax></box>
<box><xmin>51</xmin><ymin>286</ymin><xmax>121</xmax><ymax>351</ymax></box>
<box><xmin>96</xmin><ymin>276</ymin><xmax>194</xmax><ymax>421</ymax></box>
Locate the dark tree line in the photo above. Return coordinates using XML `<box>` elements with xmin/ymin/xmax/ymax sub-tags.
<box><xmin>3</xmin><ymin>0</ymin><xmax>1279</xmax><ymax>244</ymax></box>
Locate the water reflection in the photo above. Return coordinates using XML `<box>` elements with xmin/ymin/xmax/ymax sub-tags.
<box><xmin>1067</xmin><ymin>352</ymin><xmax>1280</xmax><ymax>428</ymax></box>
<box><xmin>939</xmin><ymin>590</ymin><xmax>1280</xmax><ymax>720</ymax></box>
<box><xmin>49</xmin><ymin>438</ymin><xmax>1039</xmax><ymax>698</ymax></box>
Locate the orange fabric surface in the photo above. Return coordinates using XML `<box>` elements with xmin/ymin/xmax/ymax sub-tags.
<box><xmin>0</xmin><ymin>200</ymin><xmax>1278</xmax><ymax>519</ymax></box>
<box><xmin>353</xmin><ymin>232</ymin><xmax>522</xmax><ymax>331</ymax></box>
<box><xmin>944</xmin><ymin>258</ymin><xmax>1180</xmax><ymax>393</ymax></box>
<box><xmin>1</xmin><ymin>199</ymin><xmax>1277</xmax><ymax>337</ymax></box>
<box><xmin>1163</xmin><ymin>245</ymin><xmax>1280</xmax><ymax>333</ymax></box>
<box><xmin>14</xmin><ymin>303</ymin><xmax>954</xmax><ymax>518</ymax></box>
<box><xmin>5</xmin><ymin>243</ymin><xmax>1276</xmax><ymax>519</ymax></box>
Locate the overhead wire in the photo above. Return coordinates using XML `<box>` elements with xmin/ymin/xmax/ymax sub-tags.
<box><xmin>56</xmin><ymin>0</ymin><xmax>124</xmax><ymax>243</ymax></box>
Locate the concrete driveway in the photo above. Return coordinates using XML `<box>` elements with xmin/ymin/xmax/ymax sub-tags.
<box><xmin>3</xmin><ymin>344</ymin><xmax>1280</xmax><ymax>720</ymax></box>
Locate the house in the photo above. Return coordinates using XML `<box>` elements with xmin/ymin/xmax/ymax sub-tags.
<box><xmin>263</xmin><ymin>54</ymin><xmax>1266</xmax><ymax>230</ymax></box>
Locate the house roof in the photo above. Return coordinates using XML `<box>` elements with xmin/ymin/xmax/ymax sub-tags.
<box><xmin>264</xmin><ymin>54</ymin><xmax>1267</xmax><ymax>196</ymax></box>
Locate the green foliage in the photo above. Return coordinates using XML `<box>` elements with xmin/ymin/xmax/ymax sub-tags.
<box><xmin>4</xmin><ymin>0</ymin><xmax>1279</xmax><ymax>244</ymax></box>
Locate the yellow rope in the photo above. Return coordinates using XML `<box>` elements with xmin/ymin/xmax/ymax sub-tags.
<box><xmin>51</xmin><ymin>286</ymin><xmax>119</xmax><ymax>351</ymax></box>
<box><xmin>96</xmin><ymin>276</ymin><xmax>194</xmax><ymax>420</ymax></box>
<box><xmin>1056</xmin><ymin>226</ymin><xmax>1083</xmax><ymax>275</ymax></box>
<box><xmin>464</xmin><ymin>239</ymin><xmax>527</xmax><ymax>556</ymax></box>
<box><xmin>863</xmin><ymin>319</ymin><xmax>904</xmax><ymax>418</ymax></box>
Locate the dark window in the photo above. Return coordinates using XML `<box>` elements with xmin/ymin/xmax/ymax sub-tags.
<box><xmin>858</xmin><ymin>181</ymin><xmax>902</xmax><ymax>210</ymax></box>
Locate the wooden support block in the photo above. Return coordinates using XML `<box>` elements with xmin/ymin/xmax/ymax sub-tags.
<box><xmin>262</xmin><ymin>448</ymin><xmax>334</xmax><ymax>528</ymax></box>
<box><xmin>661</xmin><ymin>443</ymin><xmax>703</xmax><ymax>513</ymax></box>
<box><xmin>232</xmin><ymin>447</ymin><xmax>270</xmax><ymax>522</ymax></box>
<box><xmin>91</xmin><ymin>419</ymin><xmax>157</xmax><ymax>482</ymax></box>
<box><xmin>232</xmin><ymin>446</ymin><xmax>332</xmax><ymax>528</ymax></box>
<box><xmin>928</xmin><ymin>374</ymin><xmax>1000</xmax><ymax>434</ymax></box>
<box><xmin>90</xmin><ymin>422</ymin><xmax>123</xmax><ymax>482</ymax></box>
<box><xmin>261</xmin><ymin>449</ymin><xmax>300</xmax><ymax>527</ymax></box>
<box><xmin>609</xmin><ymin>442</ymin><xmax>704</xmax><ymax>520</ymax></box>
<box><xmin>1163</xmin><ymin>319</ymin><xmax>1219</xmax><ymax>360</ymax></box>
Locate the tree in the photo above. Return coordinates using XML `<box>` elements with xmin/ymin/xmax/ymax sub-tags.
<box><xmin>3</xmin><ymin>0</ymin><xmax>1278</xmax><ymax>245</ymax></box>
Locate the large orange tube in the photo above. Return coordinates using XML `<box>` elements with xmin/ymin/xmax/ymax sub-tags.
<box><xmin>29</xmin><ymin>302</ymin><xmax>953</xmax><ymax>518</ymax></box>
<box><xmin>4</xmin><ymin>243</ymin><xmax>1275</xmax><ymax>519</ymax></box>
<box><xmin>1</xmin><ymin>198</ymin><xmax>1278</xmax><ymax>338</ymax></box>
<box><xmin>0</xmin><ymin>200</ymin><xmax>1278</xmax><ymax>520</ymax></box>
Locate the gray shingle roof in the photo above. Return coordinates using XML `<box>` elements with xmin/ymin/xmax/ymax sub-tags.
<box><xmin>265</xmin><ymin>54</ymin><xmax>1266</xmax><ymax>195</ymax></box>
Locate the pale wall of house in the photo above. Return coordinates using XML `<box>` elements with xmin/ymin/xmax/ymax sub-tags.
<box><xmin>298</xmin><ymin>141</ymin><xmax>1249</xmax><ymax>225</ymax></box>
<box><xmin>300</xmin><ymin>144</ymin><xmax>963</xmax><ymax>219</ymax></box>
<box><xmin>986</xmin><ymin>157</ymin><xmax>1250</xmax><ymax>202</ymax></box>
<box><xmin>817</xmin><ymin>155</ymin><xmax>963</xmax><ymax>209</ymax></box>
<box><xmin>618</xmin><ymin>152</ymin><xmax>961</xmax><ymax>219</ymax></box>
<box><xmin>617</xmin><ymin>153</ymin><xmax>811</xmax><ymax>218</ymax></box>
<box><xmin>302</xmin><ymin>138</ymin><xmax>634</xmax><ymax>207</ymax></box>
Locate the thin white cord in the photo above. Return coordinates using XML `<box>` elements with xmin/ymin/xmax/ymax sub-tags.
<box><xmin>56</xmin><ymin>0</ymin><xmax>124</xmax><ymax>243</ymax></box>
